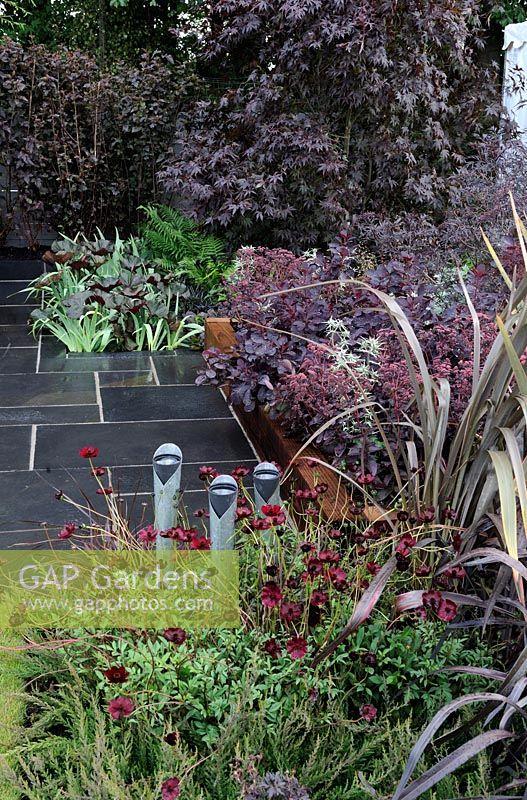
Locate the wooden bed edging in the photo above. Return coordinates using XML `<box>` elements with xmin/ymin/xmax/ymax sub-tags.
<box><xmin>204</xmin><ymin>317</ymin><xmax>359</xmax><ymax>523</ymax></box>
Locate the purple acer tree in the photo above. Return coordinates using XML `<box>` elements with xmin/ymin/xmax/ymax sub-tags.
<box><xmin>160</xmin><ymin>0</ymin><xmax>500</xmax><ymax>249</ymax></box>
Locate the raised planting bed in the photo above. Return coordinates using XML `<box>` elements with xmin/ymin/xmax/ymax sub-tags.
<box><xmin>205</xmin><ymin>317</ymin><xmax>385</xmax><ymax>523</ymax></box>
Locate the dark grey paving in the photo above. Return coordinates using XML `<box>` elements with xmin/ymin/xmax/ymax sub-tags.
<box><xmin>0</xmin><ymin>405</ymin><xmax>99</xmax><ymax>426</ymax></box>
<box><xmin>0</xmin><ymin>282</ymin><xmax>33</xmax><ymax>305</ymax></box>
<box><xmin>152</xmin><ymin>352</ymin><xmax>203</xmax><ymax>385</ymax></box>
<box><xmin>98</xmin><ymin>370</ymin><xmax>156</xmax><ymax>388</ymax></box>
<box><xmin>39</xmin><ymin>350</ymin><xmax>154</xmax><ymax>374</ymax></box>
<box><xmin>0</xmin><ymin>260</ymin><xmax>46</xmax><ymax>281</ymax></box>
<box><xmin>0</xmin><ymin>306</ymin><xmax>36</xmax><ymax>324</ymax></box>
<box><xmin>0</xmin><ymin>373</ymin><xmax>95</xmax><ymax>406</ymax></box>
<box><xmin>34</xmin><ymin>418</ymin><xmax>254</xmax><ymax>469</ymax></box>
<box><xmin>0</xmin><ymin>426</ymin><xmax>31</xmax><ymax>470</ymax></box>
<box><xmin>0</xmin><ymin>348</ymin><xmax>37</xmax><ymax>374</ymax></box>
<box><xmin>67</xmin><ymin>352</ymin><xmax>152</xmax><ymax>370</ymax></box>
<box><xmin>0</xmin><ymin>468</ymin><xmax>147</xmax><ymax>534</ymax></box>
<box><xmin>0</xmin><ymin>326</ymin><xmax>36</xmax><ymax>347</ymax></box>
<box><xmin>107</xmin><ymin>459</ymin><xmax>257</xmax><ymax>494</ymax></box>
<box><xmin>101</xmin><ymin>385</ymin><xmax>231</xmax><ymax>422</ymax></box>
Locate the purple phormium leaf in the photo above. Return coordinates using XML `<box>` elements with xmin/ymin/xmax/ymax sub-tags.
<box><xmin>396</xmin><ymin>730</ymin><xmax>514</xmax><ymax>800</ymax></box>
<box><xmin>391</xmin><ymin>693</ymin><xmax>522</xmax><ymax>800</ymax></box>
<box><xmin>311</xmin><ymin>555</ymin><xmax>397</xmax><ymax>667</ymax></box>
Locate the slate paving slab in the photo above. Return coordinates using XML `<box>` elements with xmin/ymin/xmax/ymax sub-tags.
<box><xmin>101</xmin><ymin>385</ymin><xmax>231</xmax><ymax>421</ymax></box>
<box><xmin>0</xmin><ymin>326</ymin><xmax>37</xmax><ymax>347</ymax></box>
<box><xmin>0</xmin><ymin>306</ymin><xmax>36</xmax><ymax>324</ymax></box>
<box><xmin>0</xmin><ymin>426</ymin><xmax>32</xmax><ymax>471</ymax></box>
<box><xmin>0</xmin><ymin>260</ymin><xmax>46</xmax><ymax>280</ymax></box>
<box><xmin>35</xmin><ymin>419</ymin><xmax>254</xmax><ymax>470</ymax></box>
<box><xmin>0</xmin><ymin>404</ymin><xmax>99</xmax><ymax>426</ymax></box>
<box><xmin>98</xmin><ymin>370</ymin><xmax>156</xmax><ymax>388</ymax></box>
<box><xmin>0</xmin><ymin>259</ymin><xmax>257</xmax><ymax>544</ymax></box>
<box><xmin>0</xmin><ymin>282</ymin><xmax>33</xmax><ymax>304</ymax></box>
<box><xmin>0</xmin><ymin>348</ymin><xmax>38</xmax><ymax>374</ymax></box>
<box><xmin>152</xmin><ymin>352</ymin><xmax>204</xmax><ymax>384</ymax></box>
<box><xmin>0</xmin><ymin>373</ymin><xmax>96</xmax><ymax>406</ymax></box>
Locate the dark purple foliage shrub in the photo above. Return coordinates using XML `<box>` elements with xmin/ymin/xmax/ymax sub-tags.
<box><xmin>0</xmin><ymin>39</ymin><xmax>197</xmax><ymax>243</ymax></box>
<box><xmin>161</xmin><ymin>0</ymin><xmax>500</xmax><ymax>249</ymax></box>
<box><xmin>351</xmin><ymin>137</ymin><xmax>527</xmax><ymax>274</ymax></box>
<box><xmin>198</xmin><ymin>234</ymin><xmax>506</xmax><ymax>485</ymax></box>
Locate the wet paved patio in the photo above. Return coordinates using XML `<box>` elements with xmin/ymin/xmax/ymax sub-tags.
<box><xmin>0</xmin><ymin>258</ymin><xmax>256</xmax><ymax>546</ymax></box>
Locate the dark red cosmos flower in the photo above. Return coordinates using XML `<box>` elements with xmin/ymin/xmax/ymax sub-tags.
<box><xmin>422</xmin><ymin>590</ymin><xmax>458</xmax><ymax>622</ymax></box>
<box><xmin>261</xmin><ymin>504</ymin><xmax>283</xmax><ymax>517</ymax></box>
<box><xmin>251</xmin><ymin>517</ymin><xmax>272</xmax><ymax>531</ymax></box>
<box><xmin>160</xmin><ymin>526</ymin><xmax>196</xmax><ymax>542</ymax></box>
<box><xmin>286</xmin><ymin>636</ymin><xmax>308</xmax><ymax>659</ymax></box>
<box><xmin>96</xmin><ymin>486</ymin><xmax>113</xmax><ymax>495</ymax></box>
<box><xmin>396</xmin><ymin>553</ymin><xmax>411</xmax><ymax>571</ymax></box>
<box><xmin>261</xmin><ymin>581</ymin><xmax>283</xmax><ymax>608</ymax></box>
<box><xmin>138</xmin><ymin>525</ymin><xmax>158</xmax><ymax>543</ymax></box>
<box><xmin>108</xmin><ymin>696</ymin><xmax>134</xmax><ymax>719</ymax></box>
<box><xmin>396</xmin><ymin>510</ymin><xmax>409</xmax><ymax>522</ymax></box>
<box><xmin>261</xmin><ymin>505</ymin><xmax>286</xmax><ymax>525</ymax></box>
<box><xmin>318</xmin><ymin>550</ymin><xmax>340</xmax><ymax>564</ymax></box>
<box><xmin>422</xmin><ymin>590</ymin><xmax>442</xmax><ymax>609</ymax></box>
<box><xmin>328</xmin><ymin>528</ymin><xmax>343</xmax><ymax>539</ymax></box>
<box><xmin>58</xmin><ymin>522</ymin><xmax>76</xmax><ymax>540</ymax></box>
<box><xmin>309</xmin><ymin>589</ymin><xmax>328</xmax><ymax>607</ymax></box>
<box><xmin>300</xmin><ymin>541</ymin><xmax>315</xmax><ymax>553</ymax></box>
<box><xmin>193</xmin><ymin>508</ymin><xmax>209</xmax><ymax>518</ymax></box>
<box><xmin>452</xmin><ymin>532</ymin><xmax>463</xmax><ymax>552</ymax></box>
<box><xmin>161</xmin><ymin>777</ymin><xmax>181</xmax><ymax>800</ymax></box>
<box><xmin>443</xmin><ymin>507</ymin><xmax>457</xmax><ymax>521</ymax></box>
<box><xmin>359</xmin><ymin>579</ymin><xmax>370</xmax><ymax>590</ymax></box>
<box><xmin>443</xmin><ymin>566</ymin><xmax>466</xmax><ymax>580</ymax></box>
<box><xmin>104</xmin><ymin>665</ymin><xmax>129</xmax><ymax>683</ymax></box>
<box><xmin>91</xmin><ymin>467</ymin><xmax>106</xmax><ymax>477</ymax></box>
<box><xmin>360</xmin><ymin>703</ymin><xmax>377</xmax><ymax>722</ymax></box>
<box><xmin>198</xmin><ymin>466</ymin><xmax>218</xmax><ymax>481</ymax></box>
<box><xmin>305</xmin><ymin>555</ymin><xmax>323</xmax><ymax>576</ymax></box>
<box><xmin>264</xmin><ymin>638</ymin><xmax>282</xmax><ymax>658</ymax></box>
<box><xmin>190</xmin><ymin>534</ymin><xmax>211</xmax><ymax>550</ymax></box>
<box><xmin>328</xmin><ymin>566</ymin><xmax>347</xmax><ymax>589</ymax></box>
<box><xmin>294</xmin><ymin>488</ymin><xmax>318</xmax><ymax>500</ymax></box>
<box><xmin>362</xmin><ymin>652</ymin><xmax>377</xmax><ymax>667</ymax></box>
<box><xmin>366</xmin><ymin>561</ymin><xmax>381</xmax><ymax>576</ymax></box>
<box><xmin>357</xmin><ymin>473</ymin><xmax>375</xmax><ymax>485</ymax></box>
<box><xmin>396</xmin><ymin>533</ymin><xmax>417</xmax><ymax>558</ymax></box>
<box><xmin>349</xmin><ymin>504</ymin><xmax>363</xmax><ymax>516</ymax></box>
<box><xmin>437</xmin><ymin>597</ymin><xmax>458</xmax><ymax>622</ymax></box>
<box><xmin>163</xmin><ymin>627</ymin><xmax>187</xmax><ymax>645</ymax></box>
<box><xmin>280</xmin><ymin>601</ymin><xmax>303</xmax><ymax>622</ymax></box>
<box><xmin>265</xmin><ymin>564</ymin><xmax>278</xmax><ymax>577</ymax></box>
<box><xmin>415</xmin><ymin>564</ymin><xmax>431</xmax><ymax>576</ymax></box>
<box><xmin>79</xmin><ymin>446</ymin><xmax>99</xmax><ymax>459</ymax></box>
<box><xmin>315</xmin><ymin>482</ymin><xmax>329</xmax><ymax>494</ymax></box>
<box><xmin>236</xmin><ymin>505</ymin><xmax>253</xmax><ymax>520</ymax></box>
<box><xmin>418</xmin><ymin>506</ymin><xmax>435</xmax><ymax>523</ymax></box>
<box><xmin>357</xmin><ymin>546</ymin><xmax>369</xmax><ymax>556</ymax></box>
<box><xmin>231</xmin><ymin>465</ymin><xmax>250</xmax><ymax>480</ymax></box>
<box><xmin>164</xmin><ymin>732</ymin><xmax>178</xmax><ymax>746</ymax></box>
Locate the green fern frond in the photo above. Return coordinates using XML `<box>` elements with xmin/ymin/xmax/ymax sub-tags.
<box><xmin>140</xmin><ymin>205</ymin><xmax>225</xmax><ymax>266</ymax></box>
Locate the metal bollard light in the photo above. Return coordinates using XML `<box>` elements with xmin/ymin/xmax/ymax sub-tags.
<box><xmin>253</xmin><ymin>461</ymin><xmax>281</xmax><ymax>514</ymax></box>
<box><xmin>153</xmin><ymin>443</ymin><xmax>183</xmax><ymax>552</ymax></box>
<box><xmin>209</xmin><ymin>474</ymin><xmax>238</xmax><ymax>550</ymax></box>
